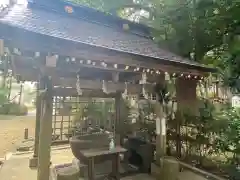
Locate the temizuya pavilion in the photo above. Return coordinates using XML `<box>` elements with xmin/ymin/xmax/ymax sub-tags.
<box><xmin>0</xmin><ymin>0</ymin><xmax>215</xmax><ymax>180</ymax></box>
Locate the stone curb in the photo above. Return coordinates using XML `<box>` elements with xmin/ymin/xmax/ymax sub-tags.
<box><xmin>14</xmin><ymin>145</ymin><xmax>70</xmax><ymax>155</ymax></box>
<box><xmin>179</xmin><ymin>161</ymin><xmax>227</xmax><ymax>180</ymax></box>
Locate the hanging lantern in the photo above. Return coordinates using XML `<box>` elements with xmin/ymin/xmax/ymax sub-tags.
<box><xmin>35</xmin><ymin>52</ymin><xmax>40</xmax><ymax>57</ymax></box>
<box><xmin>101</xmin><ymin>62</ymin><xmax>107</xmax><ymax>67</ymax></box>
<box><xmin>140</xmin><ymin>72</ymin><xmax>147</xmax><ymax>84</ymax></box>
<box><xmin>165</xmin><ymin>72</ymin><xmax>170</xmax><ymax>81</ymax></box>
<box><xmin>87</xmin><ymin>60</ymin><xmax>91</xmax><ymax>64</ymax></box>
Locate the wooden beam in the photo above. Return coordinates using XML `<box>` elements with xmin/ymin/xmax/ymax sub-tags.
<box><xmin>52</xmin><ymin>84</ymin><xmax>154</xmax><ymax>97</ymax></box>
<box><xmin>12</xmin><ymin>64</ymin><xmax>155</xmax><ymax>93</ymax></box>
<box><xmin>29</xmin><ymin>78</ymin><xmax>44</xmax><ymax>168</ymax></box>
<box><xmin>53</xmin><ymin>88</ymin><xmax>116</xmax><ymax>97</ymax></box>
<box><xmin>37</xmin><ymin>76</ymin><xmax>53</xmax><ymax>180</ymax></box>
<box><xmin>13</xmin><ymin>54</ymin><xmax>138</xmax><ymax>74</ymax></box>
<box><xmin>0</xmin><ymin>26</ymin><xmax>209</xmax><ymax>74</ymax></box>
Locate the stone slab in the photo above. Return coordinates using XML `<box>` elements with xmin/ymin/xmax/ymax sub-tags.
<box><xmin>16</xmin><ymin>139</ymin><xmax>34</xmax><ymax>152</ymax></box>
<box><xmin>178</xmin><ymin>171</ymin><xmax>209</xmax><ymax>180</ymax></box>
<box><xmin>0</xmin><ymin>147</ymin><xmax>210</xmax><ymax>180</ymax></box>
<box><xmin>52</xmin><ymin>163</ymin><xmax>79</xmax><ymax>180</ymax></box>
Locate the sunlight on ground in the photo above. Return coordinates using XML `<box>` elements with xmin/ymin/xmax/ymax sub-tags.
<box><xmin>0</xmin><ymin>116</ymin><xmax>35</xmax><ymax>156</ymax></box>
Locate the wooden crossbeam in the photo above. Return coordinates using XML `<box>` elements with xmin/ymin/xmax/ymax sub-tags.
<box><xmin>52</xmin><ymin>83</ymin><xmax>153</xmax><ymax>96</ymax></box>
<box><xmin>12</xmin><ymin>61</ymin><xmax>155</xmax><ymax>93</ymax></box>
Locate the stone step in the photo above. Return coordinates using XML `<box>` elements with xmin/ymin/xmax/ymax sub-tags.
<box><xmin>72</xmin><ymin>158</ymin><xmax>88</xmax><ymax>177</ymax></box>
<box><xmin>51</xmin><ymin>159</ymin><xmax>139</xmax><ymax>180</ymax></box>
<box><xmin>51</xmin><ymin>163</ymin><xmax>80</xmax><ymax>180</ymax></box>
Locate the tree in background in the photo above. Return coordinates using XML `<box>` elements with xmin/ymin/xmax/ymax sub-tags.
<box><xmin>69</xmin><ymin>0</ymin><xmax>239</xmax><ymax>92</ymax></box>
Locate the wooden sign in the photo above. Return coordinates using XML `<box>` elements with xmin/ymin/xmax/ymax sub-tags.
<box><xmin>232</xmin><ymin>95</ymin><xmax>240</xmax><ymax>108</ymax></box>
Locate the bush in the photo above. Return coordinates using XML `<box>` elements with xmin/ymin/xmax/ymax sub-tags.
<box><xmin>0</xmin><ymin>103</ymin><xmax>28</xmax><ymax>116</ymax></box>
<box><xmin>216</xmin><ymin>107</ymin><xmax>240</xmax><ymax>163</ymax></box>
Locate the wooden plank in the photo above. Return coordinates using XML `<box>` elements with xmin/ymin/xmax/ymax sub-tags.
<box><xmin>53</xmin><ymin>88</ymin><xmax>114</xmax><ymax>97</ymax></box>
<box><xmin>12</xmin><ymin>55</ymin><xmax>205</xmax><ymax>88</ymax></box>
<box><xmin>13</xmin><ymin>54</ymin><xmax>138</xmax><ymax>74</ymax></box>
<box><xmin>37</xmin><ymin>76</ymin><xmax>53</xmax><ymax>180</ymax></box>
<box><xmin>13</xmin><ymin>64</ymin><xmax>155</xmax><ymax>94</ymax></box>
<box><xmin>79</xmin><ymin>146</ymin><xmax>126</xmax><ymax>158</ymax></box>
<box><xmin>0</xmin><ymin>26</ymin><xmax>210</xmax><ymax>74</ymax></box>
<box><xmin>52</xmin><ymin>84</ymin><xmax>153</xmax><ymax>97</ymax></box>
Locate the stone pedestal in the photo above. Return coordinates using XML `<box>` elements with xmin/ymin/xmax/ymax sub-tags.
<box><xmin>72</xmin><ymin>158</ymin><xmax>87</xmax><ymax>177</ymax></box>
<box><xmin>52</xmin><ymin>164</ymin><xmax>80</xmax><ymax>180</ymax></box>
<box><xmin>158</xmin><ymin>157</ymin><xmax>179</xmax><ymax>180</ymax></box>
<box><xmin>29</xmin><ymin>156</ymin><xmax>38</xmax><ymax>168</ymax></box>
<box><xmin>151</xmin><ymin>163</ymin><xmax>160</xmax><ymax>178</ymax></box>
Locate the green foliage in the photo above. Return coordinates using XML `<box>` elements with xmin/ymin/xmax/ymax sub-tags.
<box><xmin>0</xmin><ymin>87</ymin><xmax>9</xmax><ymax>105</ymax></box>
<box><xmin>215</xmin><ymin>107</ymin><xmax>240</xmax><ymax>179</ymax></box>
<box><xmin>72</xmin><ymin>100</ymin><xmax>114</xmax><ymax>127</ymax></box>
<box><xmin>216</xmin><ymin>107</ymin><xmax>240</xmax><ymax>160</ymax></box>
<box><xmin>68</xmin><ymin>0</ymin><xmax>240</xmax><ymax>91</ymax></box>
<box><xmin>0</xmin><ymin>103</ymin><xmax>28</xmax><ymax>116</ymax></box>
<box><xmin>180</xmin><ymin>100</ymin><xmax>240</xmax><ymax>178</ymax></box>
<box><xmin>203</xmin><ymin>35</ymin><xmax>240</xmax><ymax>93</ymax></box>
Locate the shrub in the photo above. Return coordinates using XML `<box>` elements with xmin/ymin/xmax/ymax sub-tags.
<box><xmin>0</xmin><ymin>103</ymin><xmax>28</xmax><ymax>116</ymax></box>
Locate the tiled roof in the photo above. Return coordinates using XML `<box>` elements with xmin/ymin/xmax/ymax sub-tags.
<box><xmin>0</xmin><ymin>2</ymin><xmax>211</xmax><ymax>71</ymax></box>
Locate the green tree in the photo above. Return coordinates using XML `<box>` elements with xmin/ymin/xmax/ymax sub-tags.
<box><xmin>68</xmin><ymin>0</ymin><xmax>240</xmax><ymax>91</ymax></box>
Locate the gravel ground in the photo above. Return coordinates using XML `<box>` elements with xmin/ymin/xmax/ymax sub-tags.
<box><xmin>0</xmin><ymin>116</ymin><xmax>35</xmax><ymax>157</ymax></box>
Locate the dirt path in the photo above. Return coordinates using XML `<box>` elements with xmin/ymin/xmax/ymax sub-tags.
<box><xmin>0</xmin><ymin>116</ymin><xmax>35</xmax><ymax>157</ymax></box>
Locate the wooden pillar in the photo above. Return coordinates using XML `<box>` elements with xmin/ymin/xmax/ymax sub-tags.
<box><xmin>115</xmin><ymin>92</ymin><xmax>121</xmax><ymax>145</ymax></box>
<box><xmin>154</xmin><ymin>75</ymin><xmax>167</xmax><ymax>164</ymax></box>
<box><xmin>18</xmin><ymin>82</ymin><xmax>23</xmax><ymax>104</ymax></box>
<box><xmin>0</xmin><ymin>40</ymin><xmax>4</xmax><ymax>88</ymax></box>
<box><xmin>215</xmin><ymin>81</ymin><xmax>219</xmax><ymax>98</ymax></box>
<box><xmin>176</xmin><ymin>78</ymin><xmax>198</xmax><ymax>114</ymax></box>
<box><xmin>175</xmin><ymin>77</ymin><xmax>198</xmax><ymax>157</ymax></box>
<box><xmin>112</xmin><ymin>72</ymin><xmax>122</xmax><ymax>145</ymax></box>
<box><xmin>29</xmin><ymin>79</ymin><xmax>44</xmax><ymax>168</ymax></box>
<box><xmin>37</xmin><ymin>76</ymin><xmax>53</xmax><ymax>180</ymax></box>
<box><xmin>0</xmin><ymin>39</ymin><xmax>4</xmax><ymax>55</ymax></box>
<box><xmin>0</xmin><ymin>40</ymin><xmax>8</xmax><ymax>89</ymax></box>
<box><xmin>154</xmin><ymin>101</ymin><xmax>166</xmax><ymax>163</ymax></box>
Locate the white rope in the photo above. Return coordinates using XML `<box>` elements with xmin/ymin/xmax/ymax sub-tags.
<box><xmin>102</xmin><ymin>80</ymin><xmax>108</xmax><ymax>94</ymax></box>
<box><xmin>142</xmin><ymin>85</ymin><xmax>149</xmax><ymax>99</ymax></box>
<box><xmin>122</xmin><ymin>82</ymin><xmax>128</xmax><ymax>99</ymax></box>
<box><xmin>76</xmin><ymin>74</ymin><xmax>82</xmax><ymax>95</ymax></box>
